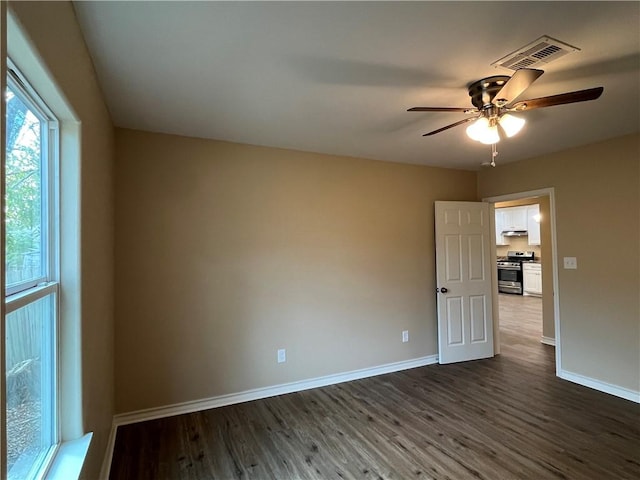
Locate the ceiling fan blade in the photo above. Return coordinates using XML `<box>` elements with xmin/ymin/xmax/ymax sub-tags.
<box><xmin>423</xmin><ymin>117</ymin><xmax>479</xmax><ymax>136</ymax></box>
<box><xmin>408</xmin><ymin>106</ymin><xmax>473</xmax><ymax>113</ymax></box>
<box><xmin>493</xmin><ymin>68</ymin><xmax>544</xmax><ymax>105</ymax></box>
<box><xmin>509</xmin><ymin>87</ymin><xmax>604</xmax><ymax>111</ymax></box>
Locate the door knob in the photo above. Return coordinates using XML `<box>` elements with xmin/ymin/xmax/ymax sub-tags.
<box><xmin>439</xmin><ymin>287</ymin><xmax>448</xmax><ymax>293</ymax></box>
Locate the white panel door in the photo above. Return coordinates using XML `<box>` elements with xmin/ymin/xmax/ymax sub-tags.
<box><xmin>435</xmin><ymin>201</ymin><xmax>494</xmax><ymax>364</ymax></box>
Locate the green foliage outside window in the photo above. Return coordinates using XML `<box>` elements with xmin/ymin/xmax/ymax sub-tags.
<box><xmin>5</xmin><ymin>88</ymin><xmax>42</xmax><ymax>286</ymax></box>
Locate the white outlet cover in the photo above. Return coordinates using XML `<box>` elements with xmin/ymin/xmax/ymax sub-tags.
<box><xmin>277</xmin><ymin>349</ymin><xmax>286</xmax><ymax>363</ymax></box>
<box><xmin>563</xmin><ymin>257</ymin><xmax>578</xmax><ymax>269</ymax></box>
<box><xmin>402</xmin><ymin>330</ymin><xmax>409</xmax><ymax>343</ymax></box>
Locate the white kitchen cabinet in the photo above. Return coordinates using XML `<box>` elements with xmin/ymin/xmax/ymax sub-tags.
<box><xmin>527</xmin><ymin>204</ymin><xmax>541</xmax><ymax>246</ymax></box>
<box><xmin>495</xmin><ymin>209</ymin><xmax>509</xmax><ymax>245</ymax></box>
<box><xmin>501</xmin><ymin>206</ymin><xmax>528</xmax><ymax>231</ymax></box>
<box><xmin>523</xmin><ymin>262</ymin><xmax>542</xmax><ymax>296</ymax></box>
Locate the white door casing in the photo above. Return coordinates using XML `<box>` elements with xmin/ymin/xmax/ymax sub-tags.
<box><xmin>435</xmin><ymin>201</ymin><xmax>494</xmax><ymax>364</ymax></box>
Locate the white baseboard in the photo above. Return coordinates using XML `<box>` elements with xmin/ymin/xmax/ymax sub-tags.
<box><xmin>559</xmin><ymin>370</ymin><xmax>640</xmax><ymax>403</ymax></box>
<box><xmin>541</xmin><ymin>336</ymin><xmax>556</xmax><ymax>346</ymax></box>
<box><xmin>99</xmin><ymin>421</ymin><xmax>118</xmax><ymax>480</ymax></box>
<box><xmin>113</xmin><ymin>354</ymin><xmax>439</xmax><ymax>429</ymax></box>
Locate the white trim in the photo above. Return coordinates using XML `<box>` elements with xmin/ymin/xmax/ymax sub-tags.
<box><xmin>45</xmin><ymin>433</ymin><xmax>92</xmax><ymax>480</ymax></box>
<box><xmin>559</xmin><ymin>370</ymin><xmax>640</xmax><ymax>404</ymax></box>
<box><xmin>5</xmin><ymin>281</ymin><xmax>58</xmax><ymax>314</ymax></box>
<box><xmin>488</xmin><ymin>202</ymin><xmax>501</xmax><ymax>355</ymax></box>
<box><xmin>5</xmin><ymin>62</ymin><xmax>60</xmax><ymax>298</ymax></box>
<box><xmin>483</xmin><ymin>187</ymin><xmax>561</xmax><ymax>376</ymax></box>
<box><xmin>99</xmin><ymin>423</ymin><xmax>118</xmax><ymax>480</ymax></box>
<box><xmin>541</xmin><ymin>336</ymin><xmax>556</xmax><ymax>346</ymax></box>
<box><xmin>113</xmin><ymin>355</ymin><xmax>438</xmax><ymax>427</ymax></box>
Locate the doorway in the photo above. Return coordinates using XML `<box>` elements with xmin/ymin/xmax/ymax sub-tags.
<box><xmin>484</xmin><ymin>188</ymin><xmax>561</xmax><ymax>374</ymax></box>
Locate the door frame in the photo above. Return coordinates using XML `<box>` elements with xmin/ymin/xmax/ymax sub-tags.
<box><xmin>483</xmin><ymin>187</ymin><xmax>561</xmax><ymax>376</ymax></box>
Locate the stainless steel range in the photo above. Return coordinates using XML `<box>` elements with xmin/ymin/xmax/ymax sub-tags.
<box><xmin>497</xmin><ymin>250</ymin><xmax>535</xmax><ymax>295</ymax></box>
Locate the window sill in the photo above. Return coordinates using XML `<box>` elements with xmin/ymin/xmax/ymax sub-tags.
<box><xmin>45</xmin><ymin>433</ymin><xmax>92</xmax><ymax>480</ymax></box>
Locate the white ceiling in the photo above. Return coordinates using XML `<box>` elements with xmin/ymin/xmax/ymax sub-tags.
<box><xmin>73</xmin><ymin>1</ymin><xmax>640</xmax><ymax>170</ymax></box>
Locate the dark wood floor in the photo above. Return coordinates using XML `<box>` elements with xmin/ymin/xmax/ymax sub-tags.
<box><xmin>110</xmin><ymin>295</ymin><xmax>640</xmax><ymax>479</ymax></box>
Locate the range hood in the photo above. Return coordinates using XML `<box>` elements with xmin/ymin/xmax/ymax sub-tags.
<box><xmin>502</xmin><ymin>229</ymin><xmax>528</xmax><ymax>237</ymax></box>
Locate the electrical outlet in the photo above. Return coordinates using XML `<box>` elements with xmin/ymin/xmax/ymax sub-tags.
<box><xmin>402</xmin><ymin>330</ymin><xmax>409</xmax><ymax>343</ymax></box>
<box><xmin>277</xmin><ymin>348</ymin><xmax>286</xmax><ymax>363</ymax></box>
<box><xmin>563</xmin><ymin>257</ymin><xmax>578</xmax><ymax>269</ymax></box>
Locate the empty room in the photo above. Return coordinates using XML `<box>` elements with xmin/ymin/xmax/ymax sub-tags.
<box><xmin>2</xmin><ymin>2</ymin><xmax>639</xmax><ymax>480</ymax></box>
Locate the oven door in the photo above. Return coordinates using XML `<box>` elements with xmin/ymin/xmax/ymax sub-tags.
<box><xmin>498</xmin><ymin>265</ymin><xmax>522</xmax><ymax>294</ymax></box>
<box><xmin>498</xmin><ymin>280</ymin><xmax>522</xmax><ymax>294</ymax></box>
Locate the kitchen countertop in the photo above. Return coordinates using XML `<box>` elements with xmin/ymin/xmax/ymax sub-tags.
<box><xmin>497</xmin><ymin>257</ymin><xmax>541</xmax><ymax>263</ymax></box>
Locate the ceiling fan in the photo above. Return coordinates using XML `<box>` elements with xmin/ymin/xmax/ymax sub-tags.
<box><xmin>408</xmin><ymin>68</ymin><xmax>603</xmax><ymax>145</ymax></box>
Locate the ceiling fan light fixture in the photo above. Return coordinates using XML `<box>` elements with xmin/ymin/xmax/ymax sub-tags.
<box><xmin>498</xmin><ymin>113</ymin><xmax>526</xmax><ymax>138</ymax></box>
<box><xmin>465</xmin><ymin>117</ymin><xmax>487</xmax><ymax>141</ymax></box>
<box><xmin>466</xmin><ymin>117</ymin><xmax>500</xmax><ymax>144</ymax></box>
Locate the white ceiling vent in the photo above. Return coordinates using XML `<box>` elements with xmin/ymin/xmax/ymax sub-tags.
<box><xmin>491</xmin><ymin>35</ymin><xmax>580</xmax><ymax>70</ymax></box>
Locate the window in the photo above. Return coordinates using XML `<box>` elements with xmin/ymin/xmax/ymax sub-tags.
<box><xmin>5</xmin><ymin>63</ymin><xmax>60</xmax><ymax>480</ymax></box>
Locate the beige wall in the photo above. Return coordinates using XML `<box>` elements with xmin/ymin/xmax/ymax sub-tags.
<box><xmin>479</xmin><ymin>133</ymin><xmax>640</xmax><ymax>393</ymax></box>
<box><xmin>537</xmin><ymin>196</ymin><xmax>554</xmax><ymax>340</ymax></box>
<box><xmin>114</xmin><ymin>128</ymin><xmax>477</xmax><ymax>413</ymax></box>
<box><xmin>8</xmin><ymin>2</ymin><xmax>115</xmax><ymax>478</ymax></box>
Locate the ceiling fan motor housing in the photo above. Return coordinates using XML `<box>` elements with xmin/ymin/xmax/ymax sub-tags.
<box><xmin>468</xmin><ymin>75</ymin><xmax>511</xmax><ymax>110</ymax></box>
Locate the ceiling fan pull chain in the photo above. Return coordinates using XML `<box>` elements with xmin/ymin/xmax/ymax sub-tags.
<box><xmin>491</xmin><ymin>143</ymin><xmax>498</xmax><ymax>167</ymax></box>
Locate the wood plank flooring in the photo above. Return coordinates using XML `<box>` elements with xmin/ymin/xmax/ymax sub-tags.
<box><xmin>110</xmin><ymin>295</ymin><xmax>640</xmax><ymax>479</ymax></box>
<box><xmin>498</xmin><ymin>293</ymin><xmax>547</xmax><ymax>364</ymax></box>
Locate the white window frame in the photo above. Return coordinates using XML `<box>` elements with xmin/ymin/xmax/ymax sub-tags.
<box><xmin>5</xmin><ymin>60</ymin><xmax>61</xmax><ymax>480</ymax></box>
<box><xmin>5</xmin><ymin>61</ymin><xmax>59</xmax><ymax>296</ymax></box>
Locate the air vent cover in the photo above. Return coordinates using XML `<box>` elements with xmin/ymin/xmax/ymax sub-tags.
<box><xmin>491</xmin><ymin>35</ymin><xmax>580</xmax><ymax>70</ymax></box>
